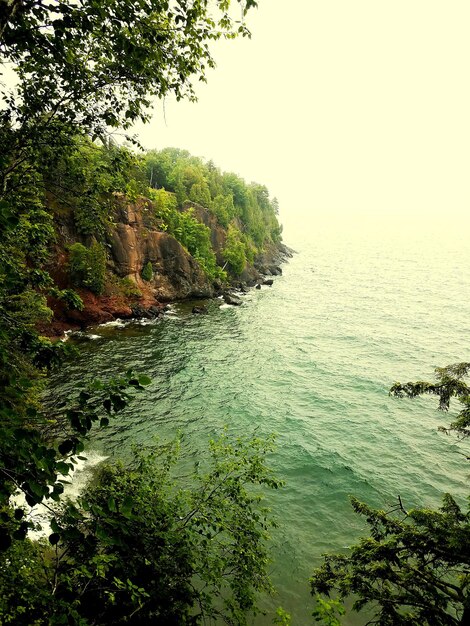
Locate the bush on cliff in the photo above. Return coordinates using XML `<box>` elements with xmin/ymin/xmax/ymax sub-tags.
<box><xmin>150</xmin><ymin>189</ymin><xmax>226</xmax><ymax>282</ymax></box>
<box><xmin>68</xmin><ymin>242</ymin><xmax>107</xmax><ymax>295</ymax></box>
<box><xmin>223</xmin><ymin>225</ymin><xmax>247</xmax><ymax>276</ymax></box>
<box><xmin>141</xmin><ymin>262</ymin><xmax>153</xmax><ymax>282</ymax></box>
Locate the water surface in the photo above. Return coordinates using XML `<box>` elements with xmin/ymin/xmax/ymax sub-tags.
<box><xmin>47</xmin><ymin>214</ymin><xmax>470</xmax><ymax>624</ymax></box>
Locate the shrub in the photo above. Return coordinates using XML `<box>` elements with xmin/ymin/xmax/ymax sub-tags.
<box><xmin>223</xmin><ymin>225</ymin><xmax>247</xmax><ymax>276</ymax></box>
<box><xmin>119</xmin><ymin>277</ymin><xmax>142</xmax><ymax>299</ymax></box>
<box><xmin>141</xmin><ymin>261</ymin><xmax>153</xmax><ymax>282</ymax></box>
<box><xmin>51</xmin><ymin>433</ymin><xmax>282</xmax><ymax>625</ymax></box>
<box><xmin>68</xmin><ymin>242</ymin><xmax>107</xmax><ymax>295</ymax></box>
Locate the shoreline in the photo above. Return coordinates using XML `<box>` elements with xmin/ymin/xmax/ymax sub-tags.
<box><xmin>40</xmin><ymin>243</ymin><xmax>294</xmax><ymax>341</ymax></box>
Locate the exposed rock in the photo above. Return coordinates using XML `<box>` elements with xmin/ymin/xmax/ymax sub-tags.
<box><xmin>148</xmin><ymin>305</ymin><xmax>164</xmax><ymax>317</ymax></box>
<box><xmin>45</xmin><ymin>194</ymin><xmax>292</xmax><ymax>336</ymax></box>
<box><xmin>192</xmin><ymin>305</ymin><xmax>208</xmax><ymax>315</ymax></box>
<box><xmin>255</xmin><ymin>242</ymin><xmax>294</xmax><ymax>276</ymax></box>
<box><xmin>235</xmin><ymin>282</ymin><xmax>248</xmax><ymax>293</ymax></box>
<box><xmin>263</xmin><ymin>279</ymin><xmax>274</xmax><ymax>286</ymax></box>
<box><xmin>107</xmin><ymin>199</ymin><xmax>214</xmax><ymax>301</ymax></box>
<box><xmin>49</xmin><ymin>291</ymin><xmax>133</xmax><ymax>329</ymax></box>
<box><xmin>131</xmin><ymin>303</ymin><xmax>157</xmax><ymax>319</ymax></box>
<box><xmin>223</xmin><ymin>293</ymin><xmax>243</xmax><ymax>306</ymax></box>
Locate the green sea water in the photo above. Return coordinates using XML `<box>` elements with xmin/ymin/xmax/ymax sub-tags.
<box><xmin>46</xmin><ymin>213</ymin><xmax>470</xmax><ymax>624</ymax></box>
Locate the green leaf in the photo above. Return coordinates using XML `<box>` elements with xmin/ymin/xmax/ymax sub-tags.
<box><xmin>59</xmin><ymin>439</ymin><xmax>74</xmax><ymax>455</ymax></box>
<box><xmin>56</xmin><ymin>461</ymin><xmax>70</xmax><ymax>475</ymax></box>
<box><xmin>121</xmin><ymin>496</ymin><xmax>134</xmax><ymax>518</ymax></box>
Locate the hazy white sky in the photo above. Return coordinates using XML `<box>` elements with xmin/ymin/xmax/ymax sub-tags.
<box><xmin>134</xmin><ymin>0</ymin><xmax>470</xmax><ymax>230</ymax></box>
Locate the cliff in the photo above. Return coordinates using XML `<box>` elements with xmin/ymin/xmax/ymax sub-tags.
<box><xmin>107</xmin><ymin>198</ymin><xmax>213</xmax><ymax>301</ymax></box>
<box><xmin>43</xmin><ymin>194</ymin><xmax>290</xmax><ymax>334</ymax></box>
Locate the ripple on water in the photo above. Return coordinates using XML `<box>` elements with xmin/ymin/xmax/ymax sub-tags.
<box><xmin>46</xmin><ymin>224</ymin><xmax>470</xmax><ymax>625</ymax></box>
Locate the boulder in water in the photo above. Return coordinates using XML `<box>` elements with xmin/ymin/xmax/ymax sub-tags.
<box><xmin>223</xmin><ymin>293</ymin><xmax>242</xmax><ymax>306</ymax></box>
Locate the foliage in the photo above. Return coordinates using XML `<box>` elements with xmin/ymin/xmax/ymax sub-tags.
<box><xmin>0</xmin><ymin>539</ymin><xmax>50</xmax><ymax>625</ymax></box>
<box><xmin>0</xmin><ymin>432</ymin><xmax>282</xmax><ymax>625</ymax></box>
<box><xmin>119</xmin><ymin>277</ymin><xmax>143</xmax><ymax>299</ymax></box>
<box><xmin>223</xmin><ymin>224</ymin><xmax>247</xmax><ymax>276</ymax></box>
<box><xmin>311</xmin><ymin>363</ymin><xmax>470</xmax><ymax>625</ymax></box>
<box><xmin>312</xmin><ymin>596</ymin><xmax>345</xmax><ymax>625</ymax></box>
<box><xmin>273</xmin><ymin>607</ymin><xmax>292</xmax><ymax>625</ymax></box>
<box><xmin>391</xmin><ymin>362</ymin><xmax>470</xmax><ymax>438</ymax></box>
<box><xmin>0</xmin><ymin>0</ymin><xmax>257</xmax><ymax>142</ymax></box>
<box><xmin>141</xmin><ymin>261</ymin><xmax>153</xmax><ymax>282</ymax></box>
<box><xmin>50</xmin><ymin>288</ymin><xmax>84</xmax><ymax>312</ymax></box>
<box><xmin>143</xmin><ymin>148</ymin><xmax>282</xmax><ymax>255</ymax></box>
<box><xmin>68</xmin><ymin>242</ymin><xmax>107</xmax><ymax>296</ymax></box>
<box><xmin>49</xmin><ymin>137</ymin><xmax>147</xmax><ymax>237</ymax></box>
<box><xmin>0</xmin><ymin>370</ymin><xmax>150</xmax><ymax>552</ymax></box>
<box><xmin>150</xmin><ymin>189</ymin><xmax>226</xmax><ymax>282</ymax></box>
<box><xmin>212</xmin><ymin>193</ymin><xmax>235</xmax><ymax>228</ymax></box>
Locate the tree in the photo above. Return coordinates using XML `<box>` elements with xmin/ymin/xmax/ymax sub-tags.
<box><xmin>1</xmin><ymin>0</ymin><xmax>258</xmax><ymax>134</ymax></box>
<box><xmin>223</xmin><ymin>224</ymin><xmax>247</xmax><ymax>276</ymax></box>
<box><xmin>0</xmin><ymin>432</ymin><xmax>282</xmax><ymax>625</ymax></box>
<box><xmin>0</xmin><ymin>0</ymin><xmax>259</xmax><ymax>545</ymax></box>
<box><xmin>311</xmin><ymin>363</ymin><xmax>470</xmax><ymax>625</ymax></box>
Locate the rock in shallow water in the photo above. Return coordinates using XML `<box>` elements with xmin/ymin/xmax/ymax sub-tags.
<box><xmin>223</xmin><ymin>293</ymin><xmax>243</xmax><ymax>306</ymax></box>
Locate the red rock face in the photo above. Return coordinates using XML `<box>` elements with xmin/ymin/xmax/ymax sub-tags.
<box><xmin>42</xmin><ymin>196</ymin><xmax>215</xmax><ymax>336</ymax></box>
<box><xmin>107</xmin><ymin>199</ymin><xmax>213</xmax><ymax>301</ymax></box>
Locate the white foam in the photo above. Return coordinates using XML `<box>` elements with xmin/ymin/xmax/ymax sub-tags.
<box><xmin>99</xmin><ymin>318</ymin><xmax>127</xmax><ymax>328</ymax></box>
<box><xmin>60</xmin><ymin>329</ymin><xmax>73</xmax><ymax>342</ymax></box>
<box><xmin>12</xmin><ymin>451</ymin><xmax>108</xmax><ymax>539</ymax></box>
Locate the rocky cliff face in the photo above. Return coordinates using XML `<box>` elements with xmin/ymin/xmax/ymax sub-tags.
<box><xmin>107</xmin><ymin>198</ymin><xmax>213</xmax><ymax>301</ymax></box>
<box><xmin>45</xmin><ymin>195</ymin><xmax>290</xmax><ymax>334</ymax></box>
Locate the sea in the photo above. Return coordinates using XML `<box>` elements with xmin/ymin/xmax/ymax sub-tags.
<box><xmin>45</xmin><ymin>211</ymin><xmax>470</xmax><ymax>624</ymax></box>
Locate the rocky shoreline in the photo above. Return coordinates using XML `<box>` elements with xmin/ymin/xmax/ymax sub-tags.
<box><xmin>41</xmin><ymin>241</ymin><xmax>294</xmax><ymax>339</ymax></box>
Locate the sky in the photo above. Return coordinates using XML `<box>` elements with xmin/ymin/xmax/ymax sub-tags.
<box><xmin>133</xmin><ymin>1</ymin><xmax>470</xmax><ymax>233</ymax></box>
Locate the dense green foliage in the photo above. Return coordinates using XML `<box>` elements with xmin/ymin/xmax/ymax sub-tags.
<box><xmin>48</xmin><ymin>137</ymin><xmax>148</xmax><ymax>237</ymax></box>
<box><xmin>150</xmin><ymin>187</ymin><xmax>225</xmax><ymax>281</ymax></box>
<box><xmin>141</xmin><ymin>261</ymin><xmax>153</xmax><ymax>282</ymax></box>
<box><xmin>312</xmin><ymin>363</ymin><xmax>470</xmax><ymax>625</ymax></box>
<box><xmin>144</xmin><ymin>147</ymin><xmax>282</xmax><ymax>259</ymax></box>
<box><xmin>68</xmin><ymin>242</ymin><xmax>107</xmax><ymax>295</ymax></box>
<box><xmin>0</xmin><ymin>433</ymin><xmax>280</xmax><ymax>625</ymax></box>
<box><xmin>223</xmin><ymin>224</ymin><xmax>248</xmax><ymax>276</ymax></box>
